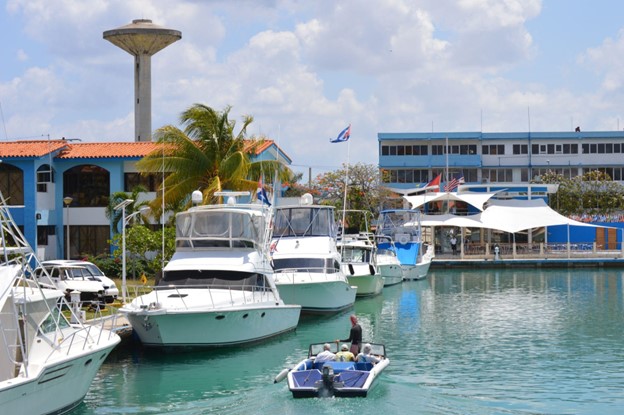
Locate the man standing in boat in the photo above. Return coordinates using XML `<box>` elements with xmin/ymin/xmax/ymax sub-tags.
<box><xmin>337</xmin><ymin>314</ymin><xmax>362</xmax><ymax>354</ymax></box>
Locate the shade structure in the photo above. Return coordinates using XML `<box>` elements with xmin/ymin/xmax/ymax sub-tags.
<box><xmin>409</xmin><ymin>195</ymin><xmax>611</xmax><ymax>233</ymax></box>
<box><xmin>405</xmin><ymin>191</ymin><xmax>501</xmax><ymax>212</ymax></box>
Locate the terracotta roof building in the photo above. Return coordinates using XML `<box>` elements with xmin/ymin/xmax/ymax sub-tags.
<box><xmin>0</xmin><ymin>139</ymin><xmax>291</xmax><ymax>260</ymax></box>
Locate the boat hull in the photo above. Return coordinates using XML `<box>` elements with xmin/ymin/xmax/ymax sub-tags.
<box><xmin>0</xmin><ymin>336</ymin><xmax>118</xmax><ymax>415</ymax></box>
<box><xmin>287</xmin><ymin>358</ymin><xmax>390</xmax><ymax>398</ymax></box>
<box><xmin>275</xmin><ymin>277</ymin><xmax>356</xmax><ymax>314</ymax></box>
<box><xmin>346</xmin><ymin>274</ymin><xmax>384</xmax><ymax>297</ymax></box>
<box><xmin>124</xmin><ymin>305</ymin><xmax>301</xmax><ymax>346</ymax></box>
<box><xmin>402</xmin><ymin>258</ymin><xmax>432</xmax><ymax>280</ymax></box>
<box><xmin>377</xmin><ymin>263</ymin><xmax>404</xmax><ymax>286</ymax></box>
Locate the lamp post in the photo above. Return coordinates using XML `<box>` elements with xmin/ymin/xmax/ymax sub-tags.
<box><xmin>63</xmin><ymin>196</ymin><xmax>73</xmax><ymax>259</ymax></box>
<box><xmin>114</xmin><ymin>199</ymin><xmax>134</xmax><ymax>303</ymax></box>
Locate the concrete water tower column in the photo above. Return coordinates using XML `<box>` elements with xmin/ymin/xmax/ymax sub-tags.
<box><xmin>104</xmin><ymin>19</ymin><xmax>181</xmax><ymax>142</ymax></box>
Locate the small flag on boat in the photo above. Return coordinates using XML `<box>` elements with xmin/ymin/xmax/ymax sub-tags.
<box><xmin>257</xmin><ymin>178</ymin><xmax>271</xmax><ymax>206</ymax></box>
<box><xmin>330</xmin><ymin>125</ymin><xmax>351</xmax><ymax>143</ymax></box>
<box><xmin>444</xmin><ymin>176</ymin><xmax>465</xmax><ymax>192</ymax></box>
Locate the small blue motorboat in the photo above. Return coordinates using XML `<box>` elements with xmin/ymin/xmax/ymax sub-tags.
<box><xmin>275</xmin><ymin>342</ymin><xmax>389</xmax><ymax>398</ymax></box>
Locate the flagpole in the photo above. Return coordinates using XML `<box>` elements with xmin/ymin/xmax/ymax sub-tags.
<box><xmin>445</xmin><ymin>136</ymin><xmax>450</xmax><ymax>214</ymax></box>
<box><xmin>341</xmin><ymin>134</ymin><xmax>351</xmax><ymax>240</ymax></box>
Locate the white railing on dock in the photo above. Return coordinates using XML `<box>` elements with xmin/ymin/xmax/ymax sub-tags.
<box><xmin>443</xmin><ymin>242</ymin><xmax>624</xmax><ymax>260</ymax></box>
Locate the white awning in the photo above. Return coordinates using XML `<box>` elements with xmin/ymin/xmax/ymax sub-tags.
<box><xmin>477</xmin><ymin>198</ymin><xmax>602</xmax><ymax>233</ymax></box>
<box><xmin>415</xmin><ymin>197</ymin><xmax>611</xmax><ymax>233</ymax></box>
<box><xmin>404</xmin><ymin>191</ymin><xmax>501</xmax><ymax>211</ymax></box>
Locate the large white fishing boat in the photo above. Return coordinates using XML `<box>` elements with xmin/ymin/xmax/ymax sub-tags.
<box><xmin>120</xmin><ymin>192</ymin><xmax>301</xmax><ymax>346</ymax></box>
<box><xmin>375</xmin><ymin>209</ymin><xmax>434</xmax><ymax>280</ymax></box>
<box><xmin>271</xmin><ymin>194</ymin><xmax>357</xmax><ymax>314</ymax></box>
<box><xmin>0</xmin><ymin>193</ymin><xmax>120</xmax><ymax>415</ymax></box>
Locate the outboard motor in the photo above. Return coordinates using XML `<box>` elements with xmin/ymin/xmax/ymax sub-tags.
<box><xmin>321</xmin><ymin>364</ymin><xmax>335</xmax><ymax>390</ymax></box>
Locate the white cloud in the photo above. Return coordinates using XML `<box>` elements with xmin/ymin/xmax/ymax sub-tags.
<box><xmin>2</xmin><ymin>0</ymin><xmax>624</xmax><ymax>176</ymax></box>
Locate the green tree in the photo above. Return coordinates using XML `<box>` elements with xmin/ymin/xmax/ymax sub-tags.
<box><xmin>313</xmin><ymin>163</ymin><xmax>392</xmax><ymax>230</ymax></box>
<box><xmin>105</xmin><ymin>186</ymin><xmax>150</xmax><ymax>234</ymax></box>
<box><xmin>110</xmin><ymin>225</ymin><xmax>176</xmax><ymax>279</ymax></box>
<box><xmin>544</xmin><ymin>169</ymin><xmax>624</xmax><ymax>216</ymax></box>
<box><xmin>136</xmin><ymin>104</ymin><xmax>289</xmax><ymax>212</ymax></box>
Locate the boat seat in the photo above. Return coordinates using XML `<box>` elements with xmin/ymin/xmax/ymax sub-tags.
<box><xmin>354</xmin><ymin>362</ymin><xmax>374</xmax><ymax>371</ymax></box>
<box><xmin>313</xmin><ymin>361</ymin><xmax>355</xmax><ymax>373</ymax></box>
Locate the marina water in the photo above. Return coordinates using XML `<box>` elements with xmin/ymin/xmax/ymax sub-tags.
<box><xmin>76</xmin><ymin>268</ymin><xmax>624</xmax><ymax>415</ymax></box>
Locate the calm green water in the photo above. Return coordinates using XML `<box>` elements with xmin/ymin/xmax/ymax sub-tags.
<box><xmin>75</xmin><ymin>268</ymin><xmax>624</xmax><ymax>415</ymax></box>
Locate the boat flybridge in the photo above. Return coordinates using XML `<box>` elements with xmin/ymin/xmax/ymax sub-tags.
<box><xmin>120</xmin><ymin>191</ymin><xmax>301</xmax><ymax>347</ymax></box>
<box><xmin>337</xmin><ymin>210</ymin><xmax>383</xmax><ymax>297</ymax></box>
<box><xmin>270</xmin><ymin>194</ymin><xmax>357</xmax><ymax>314</ymax></box>
<box><xmin>375</xmin><ymin>209</ymin><xmax>434</xmax><ymax>280</ymax></box>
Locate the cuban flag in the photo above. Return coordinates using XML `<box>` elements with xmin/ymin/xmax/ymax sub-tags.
<box><xmin>257</xmin><ymin>178</ymin><xmax>271</xmax><ymax>206</ymax></box>
<box><xmin>330</xmin><ymin>124</ymin><xmax>351</xmax><ymax>143</ymax></box>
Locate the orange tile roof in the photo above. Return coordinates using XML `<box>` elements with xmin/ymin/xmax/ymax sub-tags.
<box><xmin>0</xmin><ymin>139</ymin><xmax>290</xmax><ymax>161</ymax></box>
<box><xmin>56</xmin><ymin>142</ymin><xmax>164</xmax><ymax>159</ymax></box>
<box><xmin>0</xmin><ymin>140</ymin><xmax>69</xmax><ymax>157</ymax></box>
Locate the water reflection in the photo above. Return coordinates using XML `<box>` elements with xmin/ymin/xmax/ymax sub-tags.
<box><xmin>79</xmin><ymin>268</ymin><xmax>624</xmax><ymax>415</ymax></box>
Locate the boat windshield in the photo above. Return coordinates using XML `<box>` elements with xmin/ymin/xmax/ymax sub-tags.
<box><xmin>176</xmin><ymin>209</ymin><xmax>264</xmax><ymax>248</ymax></box>
<box><xmin>158</xmin><ymin>270</ymin><xmax>271</xmax><ymax>290</ymax></box>
<box><xmin>341</xmin><ymin>247</ymin><xmax>372</xmax><ymax>263</ymax></box>
<box><xmin>377</xmin><ymin>210</ymin><xmax>421</xmax><ymax>238</ymax></box>
<box><xmin>273</xmin><ymin>207</ymin><xmax>336</xmax><ymax>237</ymax></box>
<box><xmin>272</xmin><ymin>257</ymin><xmax>340</xmax><ymax>274</ymax></box>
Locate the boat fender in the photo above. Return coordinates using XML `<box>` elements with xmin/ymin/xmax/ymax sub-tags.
<box><xmin>369</xmin><ymin>264</ymin><xmax>376</xmax><ymax>275</ymax></box>
<box><xmin>348</xmin><ymin>264</ymin><xmax>355</xmax><ymax>275</ymax></box>
<box><xmin>274</xmin><ymin>368</ymin><xmax>289</xmax><ymax>383</ymax></box>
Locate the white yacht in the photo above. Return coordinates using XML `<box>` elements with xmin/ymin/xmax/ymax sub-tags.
<box><xmin>338</xmin><ymin>233</ymin><xmax>383</xmax><ymax>297</ymax></box>
<box><xmin>271</xmin><ymin>194</ymin><xmax>357</xmax><ymax>314</ymax></box>
<box><xmin>374</xmin><ymin>235</ymin><xmax>405</xmax><ymax>286</ymax></box>
<box><xmin>375</xmin><ymin>209</ymin><xmax>434</xmax><ymax>280</ymax></box>
<box><xmin>0</xmin><ymin>194</ymin><xmax>120</xmax><ymax>415</ymax></box>
<box><xmin>120</xmin><ymin>192</ymin><xmax>301</xmax><ymax>346</ymax></box>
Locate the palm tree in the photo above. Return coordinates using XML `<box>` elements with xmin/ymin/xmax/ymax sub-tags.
<box><xmin>105</xmin><ymin>186</ymin><xmax>150</xmax><ymax>234</ymax></box>
<box><xmin>137</xmin><ymin>104</ymin><xmax>288</xmax><ymax>211</ymax></box>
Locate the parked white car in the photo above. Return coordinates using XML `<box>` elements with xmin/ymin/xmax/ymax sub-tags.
<box><xmin>34</xmin><ymin>260</ymin><xmax>120</xmax><ymax>303</ymax></box>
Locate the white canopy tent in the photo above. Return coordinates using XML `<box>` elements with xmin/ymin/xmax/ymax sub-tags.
<box><xmin>404</xmin><ymin>191</ymin><xmax>500</xmax><ymax>212</ymax></box>
<box><xmin>406</xmin><ymin>193</ymin><xmax>612</xmax><ymax>233</ymax></box>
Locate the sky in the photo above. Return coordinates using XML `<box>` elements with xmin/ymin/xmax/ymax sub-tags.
<box><xmin>2</xmin><ymin>0</ymin><xmax>624</xmax><ymax>180</ymax></box>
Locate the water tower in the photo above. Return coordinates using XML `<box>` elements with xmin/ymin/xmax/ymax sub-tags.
<box><xmin>104</xmin><ymin>19</ymin><xmax>181</xmax><ymax>142</ymax></box>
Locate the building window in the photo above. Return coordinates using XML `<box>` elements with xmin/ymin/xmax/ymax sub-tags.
<box><xmin>63</xmin><ymin>165</ymin><xmax>110</xmax><ymax>207</ymax></box>
<box><xmin>482</xmin><ymin>168</ymin><xmax>513</xmax><ymax>182</ymax></box>
<box><xmin>124</xmin><ymin>173</ymin><xmax>162</xmax><ymax>192</ymax></box>
<box><xmin>37</xmin><ymin>164</ymin><xmax>54</xmax><ymax>192</ymax></box>
<box><xmin>67</xmin><ymin>225</ymin><xmax>110</xmax><ymax>259</ymax></box>
<box><xmin>482</xmin><ymin>145</ymin><xmax>505</xmax><ymax>155</ymax></box>
<box><xmin>381</xmin><ymin>146</ymin><xmax>389</xmax><ymax>156</ymax></box>
<box><xmin>0</xmin><ymin>163</ymin><xmax>24</xmax><ymax>205</ymax></box>
<box><xmin>37</xmin><ymin>225</ymin><xmax>56</xmax><ymax>246</ymax></box>
<box><xmin>513</xmin><ymin>144</ymin><xmax>528</xmax><ymax>155</ymax></box>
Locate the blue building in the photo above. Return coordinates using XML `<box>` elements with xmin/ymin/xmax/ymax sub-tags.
<box><xmin>378</xmin><ymin>130</ymin><xmax>624</xmax><ymax>194</ymax></box>
<box><xmin>377</xmin><ymin>130</ymin><xmax>624</xmax><ymax>247</ymax></box>
<box><xmin>0</xmin><ymin>139</ymin><xmax>291</xmax><ymax>260</ymax></box>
